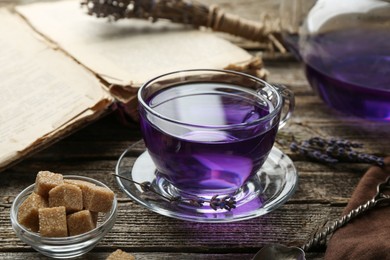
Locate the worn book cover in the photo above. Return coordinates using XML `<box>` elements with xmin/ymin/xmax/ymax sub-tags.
<box><xmin>0</xmin><ymin>0</ymin><xmax>263</xmax><ymax>172</ymax></box>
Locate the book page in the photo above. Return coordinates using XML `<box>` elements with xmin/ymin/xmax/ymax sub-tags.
<box><xmin>0</xmin><ymin>9</ymin><xmax>113</xmax><ymax>171</ymax></box>
<box><xmin>16</xmin><ymin>0</ymin><xmax>254</xmax><ymax>87</ymax></box>
<box><xmin>1</xmin><ymin>0</ymin><xmax>261</xmax><ymax>171</ymax></box>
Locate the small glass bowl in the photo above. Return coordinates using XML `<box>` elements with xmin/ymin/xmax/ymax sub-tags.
<box><xmin>10</xmin><ymin>175</ymin><xmax>118</xmax><ymax>259</ymax></box>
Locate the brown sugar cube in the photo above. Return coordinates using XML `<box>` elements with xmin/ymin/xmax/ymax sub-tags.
<box><xmin>64</xmin><ymin>179</ymin><xmax>96</xmax><ymax>190</ymax></box>
<box><xmin>67</xmin><ymin>210</ymin><xmax>96</xmax><ymax>236</ymax></box>
<box><xmin>84</xmin><ymin>186</ymin><xmax>114</xmax><ymax>213</ymax></box>
<box><xmin>106</xmin><ymin>249</ymin><xmax>135</xmax><ymax>260</ymax></box>
<box><xmin>17</xmin><ymin>192</ymin><xmax>48</xmax><ymax>232</ymax></box>
<box><xmin>64</xmin><ymin>179</ymin><xmax>95</xmax><ymax>204</ymax></box>
<box><xmin>34</xmin><ymin>171</ymin><xmax>64</xmax><ymax>197</ymax></box>
<box><xmin>49</xmin><ymin>184</ymin><xmax>83</xmax><ymax>212</ymax></box>
<box><xmin>91</xmin><ymin>211</ymin><xmax>99</xmax><ymax>227</ymax></box>
<box><xmin>38</xmin><ymin>206</ymin><xmax>67</xmax><ymax>237</ymax></box>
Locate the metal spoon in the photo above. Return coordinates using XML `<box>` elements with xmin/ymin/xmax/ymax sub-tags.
<box><xmin>252</xmin><ymin>176</ymin><xmax>390</xmax><ymax>260</ymax></box>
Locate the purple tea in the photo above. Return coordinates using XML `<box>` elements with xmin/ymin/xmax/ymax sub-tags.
<box><xmin>139</xmin><ymin>82</ymin><xmax>279</xmax><ymax>195</ymax></box>
<box><xmin>301</xmin><ymin>28</ymin><xmax>390</xmax><ymax>120</ymax></box>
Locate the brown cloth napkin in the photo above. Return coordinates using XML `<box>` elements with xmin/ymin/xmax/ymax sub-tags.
<box><xmin>324</xmin><ymin>157</ymin><xmax>390</xmax><ymax>260</ymax></box>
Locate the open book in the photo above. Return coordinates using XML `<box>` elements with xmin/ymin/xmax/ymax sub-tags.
<box><xmin>0</xmin><ymin>0</ymin><xmax>264</xmax><ymax>172</ymax></box>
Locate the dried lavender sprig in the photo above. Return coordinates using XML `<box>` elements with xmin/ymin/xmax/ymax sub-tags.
<box><xmin>209</xmin><ymin>195</ymin><xmax>236</xmax><ymax>211</ymax></box>
<box><xmin>307</xmin><ymin>137</ymin><xmax>363</xmax><ymax>150</ymax></box>
<box><xmin>290</xmin><ymin>137</ymin><xmax>385</xmax><ymax>167</ymax></box>
<box><xmin>112</xmin><ymin>173</ymin><xmax>237</xmax><ymax>211</ymax></box>
<box><xmin>290</xmin><ymin>141</ymin><xmax>338</xmax><ymax>164</ymax></box>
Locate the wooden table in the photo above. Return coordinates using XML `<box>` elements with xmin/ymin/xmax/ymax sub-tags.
<box><xmin>1</xmin><ymin>1</ymin><xmax>389</xmax><ymax>259</ymax></box>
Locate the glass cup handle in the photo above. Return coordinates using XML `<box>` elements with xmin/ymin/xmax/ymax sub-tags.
<box><xmin>273</xmin><ymin>84</ymin><xmax>295</xmax><ymax>129</ymax></box>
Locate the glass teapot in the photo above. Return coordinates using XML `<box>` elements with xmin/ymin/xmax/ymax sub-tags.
<box><xmin>280</xmin><ymin>0</ymin><xmax>390</xmax><ymax>121</ymax></box>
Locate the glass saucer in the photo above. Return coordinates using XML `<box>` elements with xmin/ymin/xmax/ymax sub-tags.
<box><xmin>115</xmin><ymin>147</ymin><xmax>298</xmax><ymax>223</ymax></box>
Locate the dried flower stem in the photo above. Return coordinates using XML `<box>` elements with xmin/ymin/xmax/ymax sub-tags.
<box><xmin>111</xmin><ymin>173</ymin><xmax>174</xmax><ymax>201</ymax></box>
<box><xmin>80</xmin><ymin>0</ymin><xmax>284</xmax><ymax>52</ymax></box>
<box><xmin>112</xmin><ymin>173</ymin><xmax>236</xmax><ymax>211</ymax></box>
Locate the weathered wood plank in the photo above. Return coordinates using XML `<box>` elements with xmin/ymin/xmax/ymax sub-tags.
<box><xmin>0</xmin><ymin>203</ymin><xmax>342</xmax><ymax>252</ymax></box>
<box><xmin>0</xmin><ymin>252</ymin><xmax>324</xmax><ymax>260</ymax></box>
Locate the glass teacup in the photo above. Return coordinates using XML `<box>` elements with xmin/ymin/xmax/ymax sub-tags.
<box><xmin>137</xmin><ymin>69</ymin><xmax>294</xmax><ymax>199</ymax></box>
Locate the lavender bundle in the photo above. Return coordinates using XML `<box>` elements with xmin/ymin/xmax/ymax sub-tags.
<box><xmin>80</xmin><ymin>0</ymin><xmax>284</xmax><ymax>52</ymax></box>
<box><xmin>290</xmin><ymin>137</ymin><xmax>385</xmax><ymax>167</ymax></box>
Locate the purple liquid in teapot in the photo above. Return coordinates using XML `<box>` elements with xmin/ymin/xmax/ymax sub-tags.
<box><xmin>140</xmin><ymin>83</ymin><xmax>279</xmax><ymax>195</ymax></box>
<box><xmin>302</xmin><ymin>28</ymin><xmax>390</xmax><ymax>120</ymax></box>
